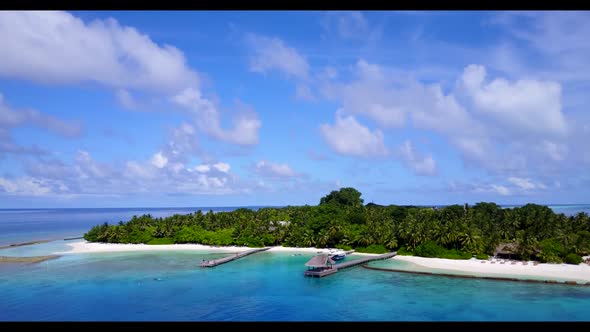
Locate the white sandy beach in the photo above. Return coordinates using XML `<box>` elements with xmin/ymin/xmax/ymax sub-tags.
<box><xmin>266</xmin><ymin>246</ymin><xmax>379</xmax><ymax>256</ymax></box>
<box><xmin>54</xmin><ymin>241</ymin><xmax>253</xmax><ymax>254</ymax></box>
<box><xmin>387</xmin><ymin>255</ymin><xmax>590</xmax><ymax>283</ymax></box>
<box><xmin>54</xmin><ymin>241</ymin><xmax>379</xmax><ymax>256</ymax></box>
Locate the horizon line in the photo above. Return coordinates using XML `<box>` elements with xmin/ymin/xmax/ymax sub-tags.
<box><xmin>1</xmin><ymin>203</ymin><xmax>589</xmax><ymax>210</ymax></box>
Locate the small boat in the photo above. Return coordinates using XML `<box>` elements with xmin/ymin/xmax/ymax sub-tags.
<box><xmin>329</xmin><ymin>250</ymin><xmax>346</xmax><ymax>261</ymax></box>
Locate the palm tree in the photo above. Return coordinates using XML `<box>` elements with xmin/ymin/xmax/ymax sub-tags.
<box><xmin>302</xmin><ymin>229</ymin><xmax>316</xmax><ymax>247</ymax></box>
<box><xmin>385</xmin><ymin>236</ymin><xmax>398</xmax><ymax>250</ymax></box>
<box><xmin>316</xmin><ymin>229</ymin><xmax>330</xmax><ymax>248</ymax></box>
<box><xmin>460</xmin><ymin>229</ymin><xmax>483</xmax><ymax>254</ymax></box>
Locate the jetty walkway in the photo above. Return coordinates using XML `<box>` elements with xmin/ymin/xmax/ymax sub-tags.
<box><xmin>304</xmin><ymin>251</ymin><xmax>397</xmax><ymax>277</ymax></box>
<box><xmin>200</xmin><ymin>247</ymin><xmax>271</xmax><ymax>267</ymax></box>
<box><xmin>337</xmin><ymin>251</ymin><xmax>397</xmax><ymax>270</ymax></box>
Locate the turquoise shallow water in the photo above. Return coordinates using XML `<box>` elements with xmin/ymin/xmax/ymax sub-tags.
<box><xmin>2</xmin><ymin>207</ymin><xmax>590</xmax><ymax>321</ymax></box>
<box><xmin>2</xmin><ymin>248</ymin><xmax>590</xmax><ymax>321</ymax></box>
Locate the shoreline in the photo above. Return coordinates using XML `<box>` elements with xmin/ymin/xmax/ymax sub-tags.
<box><xmin>363</xmin><ymin>264</ymin><xmax>590</xmax><ymax>286</ymax></box>
<box><xmin>0</xmin><ymin>255</ymin><xmax>60</xmax><ymax>264</ymax></box>
<box><xmin>0</xmin><ymin>239</ymin><xmax>53</xmax><ymax>250</ymax></box>
<box><xmin>53</xmin><ymin>241</ymin><xmax>380</xmax><ymax>256</ymax></box>
<box><xmin>21</xmin><ymin>240</ymin><xmax>590</xmax><ymax>286</ymax></box>
<box><xmin>368</xmin><ymin>255</ymin><xmax>590</xmax><ymax>285</ymax></box>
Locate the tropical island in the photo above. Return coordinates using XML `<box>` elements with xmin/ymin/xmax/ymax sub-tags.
<box><xmin>84</xmin><ymin>187</ymin><xmax>590</xmax><ymax>266</ymax></box>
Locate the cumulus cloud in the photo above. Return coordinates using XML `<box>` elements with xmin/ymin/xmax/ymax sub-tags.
<box><xmin>320</xmin><ymin>111</ymin><xmax>389</xmax><ymax>158</ymax></box>
<box><xmin>460</xmin><ymin>64</ymin><xmax>567</xmax><ymax>137</ymax></box>
<box><xmin>490</xmin><ymin>12</ymin><xmax>590</xmax><ymax>82</ymax></box>
<box><xmin>213</xmin><ymin>162</ymin><xmax>231</xmax><ymax>173</ymax></box>
<box><xmin>0</xmin><ymin>11</ymin><xmax>198</xmax><ymax>93</ymax></box>
<box><xmin>0</xmin><ymin>177</ymin><xmax>58</xmax><ymax>196</ymax></box>
<box><xmin>194</xmin><ymin>164</ymin><xmax>211</xmax><ymax>173</ymax></box>
<box><xmin>507</xmin><ymin>177</ymin><xmax>546</xmax><ymax>191</ymax></box>
<box><xmin>150</xmin><ymin>152</ymin><xmax>168</xmax><ymax>169</ymax></box>
<box><xmin>0</xmin><ymin>12</ymin><xmax>262</xmax><ymax>148</ymax></box>
<box><xmin>3</xmin><ymin>150</ymin><xmax>240</xmax><ymax>198</ymax></box>
<box><xmin>321</xmin><ymin>59</ymin><xmax>576</xmax><ymax>180</ymax></box>
<box><xmin>172</xmin><ymin>88</ymin><xmax>261</xmax><ymax>146</ymax></box>
<box><xmin>161</xmin><ymin>123</ymin><xmax>199</xmax><ymax>162</ymax></box>
<box><xmin>475</xmin><ymin>184</ymin><xmax>511</xmax><ymax>196</ymax></box>
<box><xmin>321</xmin><ymin>60</ymin><xmax>406</xmax><ymax>128</ymax></box>
<box><xmin>397</xmin><ymin>141</ymin><xmax>437</xmax><ymax>176</ymax></box>
<box><xmin>246</xmin><ymin>34</ymin><xmax>309</xmax><ymax>80</ymax></box>
<box><xmin>255</xmin><ymin>160</ymin><xmax>298</xmax><ymax>179</ymax></box>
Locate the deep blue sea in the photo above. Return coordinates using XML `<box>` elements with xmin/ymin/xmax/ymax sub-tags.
<box><xmin>1</xmin><ymin>205</ymin><xmax>590</xmax><ymax>321</ymax></box>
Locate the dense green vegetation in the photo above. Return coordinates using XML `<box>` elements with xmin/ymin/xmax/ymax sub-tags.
<box><xmin>84</xmin><ymin>187</ymin><xmax>590</xmax><ymax>263</ymax></box>
<box><xmin>355</xmin><ymin>244</ymin><xmax>388</xmax><ymax>254</ymax></box>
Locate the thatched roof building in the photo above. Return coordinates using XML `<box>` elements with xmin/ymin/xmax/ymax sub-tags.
<box><xmin>305</xmin><ymin>254</ymin><xmax>335</xmax><ymax>268</ymax></box>
<box><xmin>494</xmin><ymin>243</ymin><xmax>518</xmax><ymax>257</ymax></box>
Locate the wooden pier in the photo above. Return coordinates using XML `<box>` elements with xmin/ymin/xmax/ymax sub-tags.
<box><xmin>199</xmin><ymin>247</ymin><xmax>270</xmax><ymax>267</ymax></box>
<box><xmin>335</xmin><ymin>252</ymin><xmax>397</xmax><ymax>270</ymax></box>
<box><xmin>304</xmin><ymin>251</ymin><xmax>397</xmax><ymax>278</ymax></box>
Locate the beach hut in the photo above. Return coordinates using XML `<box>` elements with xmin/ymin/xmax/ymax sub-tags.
<box><xmin>304</xmin><ymin>254</ymin><xmax>338</xmax><ymax>277</ymax></box>
<box><xmin>494</xmin><ymin>243</ymin><xmax>518</xmax><ymax>260</ymax></box>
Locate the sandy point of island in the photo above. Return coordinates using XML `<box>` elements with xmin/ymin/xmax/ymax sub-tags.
<box><xmin>380</xmin><ymin>255</ymin><xmax>590</xmax><ymax>283</ymax></box>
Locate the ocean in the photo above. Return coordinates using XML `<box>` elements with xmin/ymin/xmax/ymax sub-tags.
<box><xmin>1</xmin><ymin>206</ymin><xmax>590</xmax><ymax>321</ymax></box>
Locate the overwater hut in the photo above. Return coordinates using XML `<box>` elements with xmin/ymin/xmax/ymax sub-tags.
<box><xmin>494</xmin><ymin>243</ymin><xmax>518</xmax><ymax>260</ymax></box>
<box><xmin>304</xmin><ymin>254</ymin><xmax>337</xmax><ymax>277</ymax></box>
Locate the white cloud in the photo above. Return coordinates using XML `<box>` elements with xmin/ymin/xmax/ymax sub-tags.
<box><xmin>170</xmin><ymin>162</ymin><xmax>184</xmax><ymax>173</ymax></box>
<box><xmin>321</xmin><ymin>60</ymin><xmax>406</xmax><ymax>128</ymax></box>
<box><xmin>162</xmin><ymin>123</ymin><xmax>199</xmax><ymax>162</ymax></box>
<box><xmin>150</xmin><ymin>151</ymin><xmax>168</xmax><ymax>169</ymax></box>
<box><xmin>74</xmin><ymin>150</ymin><xmax>110</xmax><ymax>179</ymax></box>
<box><xmin>194</xmin><ymin>164</ymin><xmax>210</xmax><ymax>173</ymax></box>
<box><xmin>246</xmin><ymin>34</ymin><xmax>309</xmax><ymax>80</ymax></box>
<box><xmin>0</xmin><ymin>12</ymin><xmax>263</xmax><ymax>148</ymax></box>
<box><xmin>0</xmin><ymin>177</ymin><xmax>56</xmax><ymax>196</ymax></box>
<box><xmin>508</xmin><ymin>177</ymin><xmax>546</xmax><ymax>191</ymax></box>
<box><xmin>397</xmin><ymin>141</ymin><xmax>437</xmax><ymax>176</ymax></box>
<box><xmin>1</xmin><ymin>154</ymin><xmax>242</xmax><ymax>197</ymax></box>
<box><xmin>0</xmin><ymin>11</ymin><xmax>198</xmax><ymax>93</ymax></box>
<box><xmin>25</xmin><ymin>159</ymin><xmax>73</xmax><ymax>180</ymax></box>
<box><xmin>490</xmin><ymin>12</ymin><xmax>590</xmax><ymax>82</ymax></box>
<box><xmin>461</xmin><ymin>64</ymin><xmax>567</xmax><ymax>137</ymax></box>
<box><xmin>172</xmin><ymin>88</ymin><xmax>261</xmax><ymax>146</ymax></box>
<box><xmin>255</xmin><ymin>160</ymin><xmax>298</xmax><ymax>178</ymax></box>
<box><xmin>321</xmin><ymin>59</ymin><xmax>579</xmax><ymax>178</ymax></box>
<box><xmin>213</xmin><ymin>162</ymin><xmax>231</xmax><ymax>173</ymax></box>
<box><xmin>490</xmin><ymin>184</ymin><xmax>511</xmax><ymax>196</ymax></box>
<box><xmin>125</xmin><ymin>161</ymin><xmax>155</xmax><ymax>180</ymax></box>
<box><xmin>320</xmin><ymin>111</ymin><xmax>389</xmax><ymax>158</ymax></box>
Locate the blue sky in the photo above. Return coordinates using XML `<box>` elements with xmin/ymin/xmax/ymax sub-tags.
<box><xmin>0</xmin><ymin>11</ymin><xmax>589</xmax><ymax>208</ymax></box>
